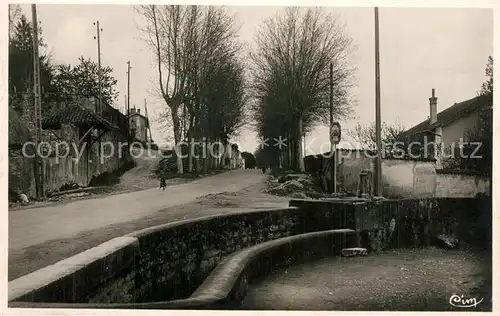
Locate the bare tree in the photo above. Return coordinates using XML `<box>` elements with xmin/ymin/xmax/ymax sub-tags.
<box><xmin>8</xmin><ymin>4</ymin><xmax>22</xmax><ymax>41</ymax></box>
<box><xmin>250</xmin><ymin>7</ymin><xmax>356</xmax><ymax>172</ymax></box>
<box><xmin>136</xmin><ymin>5</ymin><xmax>245</xmax><ymax>174</ymax></box>
<box><xmin>347</xmin><ymin>121</ymin><xmax>406</xmax><ymax>154</ymax></box>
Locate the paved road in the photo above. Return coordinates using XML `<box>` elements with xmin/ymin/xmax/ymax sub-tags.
<box><xmin>9</xmin><ymin>169</ymin><xmax>265</xmax><ymax>252</ymax></box>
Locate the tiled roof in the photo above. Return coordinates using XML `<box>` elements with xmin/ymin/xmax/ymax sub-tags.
<box><xmin>42</xmin><ymin>102</ymin><xmax>119</xmax><ymax>130</ymax></box>
<box><xmin>402</xmin><ymin>93</ymin><xmax>492</xmax><ymax>137</ymax></box>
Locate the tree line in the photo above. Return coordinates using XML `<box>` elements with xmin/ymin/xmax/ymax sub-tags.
<box><xmin>136</xmin><ymin>6</ymin><xmax>357</xmax><ymax>174</ymax></box>
<box><xmin>136</xmin><ymin>5</ymin><xmax>247</xmax><ymax>174</ymax></box>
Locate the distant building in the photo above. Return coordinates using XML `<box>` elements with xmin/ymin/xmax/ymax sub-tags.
<box><xmin>128</xmin><ymin>108</ymin><xmax>148</xmax><ymax>142</ymax></box>
<box><xmin>223</xmin><ymin>143</ymin><xmax>244</xmax><ymax>169</ymax></box>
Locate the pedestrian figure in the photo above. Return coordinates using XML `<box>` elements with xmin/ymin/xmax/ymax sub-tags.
<box><xmin>159</xmin><ymin>176</ymin><xmax>167</xmax><ymax>191</ymax></box>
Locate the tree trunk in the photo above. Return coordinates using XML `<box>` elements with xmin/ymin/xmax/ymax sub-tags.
<box><xmin>203</xmin><ymin>137</ymin><xmax>209</xmax><ymax>173</ymax></box>
<box><xmin>187</xmin><ymin>115</ymin><xmax>195</xmax><ymax>173</ymax></box>
<box><xmin>171</xmin><ymin>104</ymin><xmax>183</xmax><ymax>174</ymax></box>
<box><xmin>297</xmin><ymin>119</ymin><xmax>305</xmax><ymax>172</ymax></box>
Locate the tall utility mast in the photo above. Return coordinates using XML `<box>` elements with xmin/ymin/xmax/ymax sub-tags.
<box><xmin>144</xmin><ymin>98</ymin><xmax>152</xmax><ymax>143</ymax></box>
<box><xmin>374</xmin><ymin>7</ymin><xmax>382</xmax><ymax>196</ymax></box>
<box><xmin>93</xmin><ymin>21</ymin><xmax>103</xmax><ymax>114</ymax></box>
<box><xmin>31</xmin><ymin>4</ymin><xmax>44</xmax><ymax>199</ymax></box>
<box><xmin>126</xmin><ymin>61</ymin><xmax>131</xmax><ymax>143</ymax></box>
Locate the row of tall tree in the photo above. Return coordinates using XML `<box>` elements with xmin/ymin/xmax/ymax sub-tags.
<box><xmin>248</xmin><ymin>8</ymin><xmax>356</xmax><ymax>172</ymax></box>
<box><xmin>8</xmin><ymin>5</ymin><xmax>119</xmax><ymax>117</ymax></box>
<box><xmin>136</xmin><ymin>5</ymin><xmax>247</xmax><ymax>174</ymax></box>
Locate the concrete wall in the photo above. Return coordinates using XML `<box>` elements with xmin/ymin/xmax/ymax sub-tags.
<box><xmin>307</xmin><ymin>151</ymin><xmax>490</xmax><ymax>198</ymax></box>
<box><xmin>436</xmin><ymin>173</ymin><xmax>490</xmax><ymax>197</ymax></box>
<box><xmin>9</xmin><ymin>197</ymin><xmax>491</xmax><ymax>307</ymax></box>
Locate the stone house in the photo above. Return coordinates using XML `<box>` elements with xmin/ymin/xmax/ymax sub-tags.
<box><xmin>9</xmin><ymin>95</ymin><xmax>132</xmax><ymax>198</ymax></box>
<box><xmin>400</xmin><ymin>89</ymin><xmax>493</xmax><ymax>169</ymax></box>
<box><xmin>128</xmin><ymin>108</ymin><xmax>148</xmax><ymax>143</ymax></box>
<box><xmin>40</xmin><ymin>96</ymin><xmax>132</xmax><ymax>193</ymax></box>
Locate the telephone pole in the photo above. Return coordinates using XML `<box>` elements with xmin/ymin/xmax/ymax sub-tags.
<box><xmin>126</xmin><ymin>61</ymin><xmax>131</xmax><ymax>143</ymax></box>
<box><xmin>374</xmin><ymin>7</ymin><xmax>382</xmax><ymax>196</ymax></box>
<box><xmin>31</xmin><ymin>4</ymin><xmax>44</xmax><ymax>199</ymax></box>
<box><xmin>144</xmin><ymin>98</ymin><xmax>152</xmax><ymax>143</ymax></box>
<box><xmin>93</xmin><ymin>21</ymin><xmax>103</xmax><ymax>114</ymax></box>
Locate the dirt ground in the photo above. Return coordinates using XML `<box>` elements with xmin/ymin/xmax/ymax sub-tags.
<box><xmin>8</xmin><ymin>182</ymin><xmax>288</xmax><ymax>281</ymax></box>
<box><xmin>240</xmin><ymin>247</ymin><xmax>492</xmax><ymax>311</ymax></box>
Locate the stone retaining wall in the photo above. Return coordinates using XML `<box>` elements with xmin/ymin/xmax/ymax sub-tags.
<box><xmin>290</xmin><ymin>197</ymin><xmax>491</xmax><ymax>252</ymax></box>
<box><xmin>10</xmin><ymin>206</ymin><xmax>351</xmax><ymax>305</ymax></box>
<box><xmin>9</xmin><ymin>197</ymin><xmax>490</xmax><ymax>307</ymax></box>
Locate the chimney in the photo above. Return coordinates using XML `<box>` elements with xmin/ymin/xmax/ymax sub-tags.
<box><xmin>137</xmin><ymin>109</ymin><xmax>140</xmax><ymax>114</ymax></box>
<box><xmin>429</xmin><ymin>88</ymin><xmax>438</xmax><ymax>125</ymax></box>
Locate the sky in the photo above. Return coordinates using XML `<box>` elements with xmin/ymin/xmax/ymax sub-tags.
<box><xmin>18</xmin><ymin>4</ymin><xmax>493</xmax><ymax>155</ymax></box>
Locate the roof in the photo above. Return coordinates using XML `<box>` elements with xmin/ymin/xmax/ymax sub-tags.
<box><xmin>129</xmin><ymin>111</ymin><xmax>147</xmax><ymax>119</ymax></box>
<box><xmin>42</xmin><ymin>102</ymin><xmax>119</xmax><ymax>130</ymax></box>
<box><xmin>402</xmin><ymin>93</ymin><xmax>492</xmax><ymax>137</ymax></box>
<box><xmin>9</xmin><ymin>107</ymin><xmax>33</xmax><ymax>147</ymax></box>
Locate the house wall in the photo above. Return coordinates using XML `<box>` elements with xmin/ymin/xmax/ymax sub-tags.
<box><xmin>129</xmin><ymin>114</ymin><xmax>147</xmax><ymax>142</ymax></box>
<box><xmin>41</xmin><ymin>123</ymin><xmax>132</xmax><ymax>193</ymax></box>
<box><xmin>15</xmin><ymin>96</ymin><xmax>133</xmax><ymax>197</ymax></box>
<box><xmin>441</xmin><ymin>109</ymin><xmax>480</xmax><ymax>152</ymax></box>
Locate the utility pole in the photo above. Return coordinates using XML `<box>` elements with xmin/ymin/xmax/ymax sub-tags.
<box><xmin>93</xmin><ymin>21</ymin><xmax>103</xmax><ymax>114</ymax></box>
<box><xmin>31</xmin><ymin>4</ymin><xmax>44</xmax><ymax>199</ymax></box>
<box><xmin>374</xmin><ymin>7</ymin><xmax>382</xmax><ymax>196</ymax></box>
<box><xmin>126</xmin><ymin>61</ymin><xmax>131</xmax><ymax>143</ymax></box>
<box><xmin>145</xmin><ymin>98</ymin><xmax>152</xmax><ymax>143</ymax></box>
<box><xmin>93</xmin><ymin>21</ymin><xmax>103</xmax><ymax>156</ymax></box>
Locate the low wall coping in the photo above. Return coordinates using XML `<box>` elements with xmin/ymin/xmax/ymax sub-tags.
<box><xmin>126</xmin><ymin>206</ymin><xmax>298</xmax><ymax>239</ymax></box>
<box><xmin>9</xmin><ymin>229</ymin><xmax>356</xmax><ymax>309</ymax></box>
<box><xmin>9</xmin><ymin>236</ymin><xmax>139</xmax><ymax>302</ymax></box>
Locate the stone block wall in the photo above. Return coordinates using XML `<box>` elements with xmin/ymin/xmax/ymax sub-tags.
<box><xmin>9</xmin><ymin>148</ymin><xmax>37</xmax><ymax>198</ymax></box>
<box><xmin>290</xmin><ymin>197</ymin><xmax>491</xmax><ymax>253</ymax></box>
<box><xmin>128</xmin><ymin>207</ymin><xmax>346</xmax><ymax>303</ymax></box>
<box><xmin>10</xmin><ymin>197</ymin><xmax>490</xmax><ymax>307</ymax></box>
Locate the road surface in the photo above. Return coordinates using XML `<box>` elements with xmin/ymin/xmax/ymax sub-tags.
<box><xmin>9</xmin><ymin>169</ymin><xmax>266</xmax><ymax>252</ymax></box>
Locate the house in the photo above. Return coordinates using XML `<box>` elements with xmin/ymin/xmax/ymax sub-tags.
<box><xmin>401</xmin><ymin>89</ymin><xmax>492</xmax><ymax>168</ymax></box>
<box><xmin>223</xmin><ymin>143</ymin><xmax>244</xmax><ymax>169</ymax></box>
<box><xmin>128</xmin><ymin>108</ymin><xmax>148</xmax><ymax>143</ymax></box>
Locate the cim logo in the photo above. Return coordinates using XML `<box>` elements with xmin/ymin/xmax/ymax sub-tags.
<box><xmin>449</xmin><ymin>294</ymin><xmax>483</xmax><ymax>308</ymax></box>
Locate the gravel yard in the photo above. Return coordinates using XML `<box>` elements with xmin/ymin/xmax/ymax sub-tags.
<box><xmin>241</xmin><ymin>247</ymin><xmax>491</xmax><ymax>311</ymax></box>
